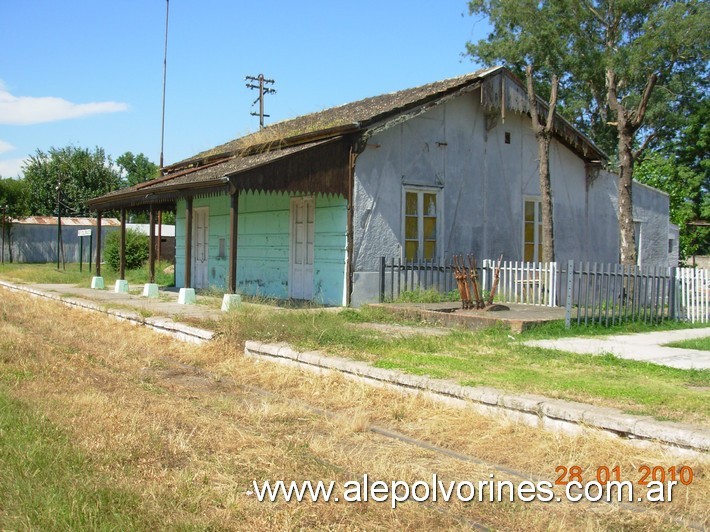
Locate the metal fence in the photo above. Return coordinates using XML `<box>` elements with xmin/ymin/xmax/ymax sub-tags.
<box><xmin>378</xmin><ymin>257</ymin><xmax>458</xmax><ymax>302</ymax></box>
<box><xmin>563</xmin><ymin>261</ymin><xmax>710</xmax><ymax>327</ymax></box>
<box><xmin>378</xmin><ymin>256</ymin><xmax>710</xmax><ymax>327</ymax></box>
<box><xmin>563</xmin><ymin>261</ymin><xmax>672</xmax><ymax>327</ymax></box>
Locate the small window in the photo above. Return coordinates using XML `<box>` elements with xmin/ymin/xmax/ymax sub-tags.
<box><xmin>403</xmin><ymin>188</ymin><xmax>440</xmax><ymax>261</ymax></box>
<box><xmin>523</xmin><ymin>198</ymin><xmax>542</xmax><ymax>262</ymax></box>
<box><xmin>668</xmin><ymin>239</ymin><xmax>674</xmax><ymax>253</ymax></box>
<box><xmin>504</xmin><ymin>131</ymin><xmax>511</xmax><ymax>144</ymax></box>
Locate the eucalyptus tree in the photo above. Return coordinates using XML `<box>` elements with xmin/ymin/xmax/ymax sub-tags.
<box><xmin>570</xmin><ymin>0</ymin><xmax>709</xmax><ymax>265</ymax></box>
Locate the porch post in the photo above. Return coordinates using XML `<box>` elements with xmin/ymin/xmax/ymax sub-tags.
<box><xmin>228</xmin><ymin>190</ymin><xmax>239</xmax><ymax>293</ymax></box>
<box><xmin>185</xmin><ymin>197</ymin><xmax>193</xmax><ymax>288</ymax></box>
<box><xmin>157</xmin><ymin>210</ymin><xmax>162</xmax><ymax>263</ymax></box>
<box><xmin>91</xmin><ymin>210</ymin><xmax>105</xmax><ymax>289</ymax></box>
<box><xmin>119</xmin><ymin>208</ymin><xmax>126</xmax><ymax>280</ymax></box>
<box><xmin>148</xmin><ymin>205</ymin><xmax>156</xmax><ymax>283</ymax></box>
<box><xmin>95</xmin><ymin>210</ymin><xmax>102</xmax><ymax>277</ymax></box>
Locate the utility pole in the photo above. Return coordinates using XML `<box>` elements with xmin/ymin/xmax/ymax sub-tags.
<box><xmin>159</xmin><ymin>0</ymin><xmax>170</xmax><ymax>170</ymax></box>
<box><xmin>246</xmin><ymin>74</ymin><xmax>276</xmax><ymax>129</ymax></box>
<box><xmin>56</xmin><ymin>178</ymin><xmax>62</xmax><ymax>270</ymax></box>
<box><xmin>1</xmin><ymin>204</ymin><xmax>5</xmax><ymax>265</ymax></box>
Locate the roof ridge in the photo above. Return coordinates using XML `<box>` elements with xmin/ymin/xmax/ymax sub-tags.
<box><xmin>164</xmin><ymin>67</ymin><xmax>499</xmax><ymax>171</ymax></box>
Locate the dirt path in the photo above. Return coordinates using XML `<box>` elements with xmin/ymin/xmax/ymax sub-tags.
<box><xmin>0</xmin><ymin>287</ymin><xmax>707</xmax><ymax>530</ymax></box>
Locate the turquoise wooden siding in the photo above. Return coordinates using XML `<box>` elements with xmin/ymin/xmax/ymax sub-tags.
<box><xmin>175</xmin><ymin>192</ymin><xmax>347</xmax><ymax>306</ymax></box>
<box><xmin>313</xmin><ymin>194</ymin><xmax>348</xmax><ymax>306</ymax></box>
<box><xmin>175</xmin><ymin>195</ymin><xmax>230</xmax><ymax>290</ymax></box>
<box><xmin>237</xmin><ymin>192</ymin><xmax>291</xmax><ymax>299</ymax></box>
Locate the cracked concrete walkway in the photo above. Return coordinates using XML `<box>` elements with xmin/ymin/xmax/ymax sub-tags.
<box><xmin>525</xmin><ymin>328</ymin><xmax>710</xmax><ymax>370</ymax></box>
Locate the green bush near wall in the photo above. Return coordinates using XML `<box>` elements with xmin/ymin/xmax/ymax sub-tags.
<box><xmin>104</xmin><ymin>229</ymin><xmax>149</xmax><ymax>271</ymax></box>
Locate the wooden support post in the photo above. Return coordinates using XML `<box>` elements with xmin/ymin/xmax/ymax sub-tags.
<box><xmin>95</xmin><ymin>210</ymin><xmax>102</xmax><ymax>276</ymax></box>
<box><xmin>185</xmin><ymin>197</ymin><xmax>193</xmax><ymax>288</ymax></box>
<box><xmin>157</xmin><ymin>210</ymin><xmax>163</xmax><ymax>263</ymax></box>
<box><xmin>228</xmin><ymin>190</ymin><xmax>239</xmax><ymax>294</ymax></box>
<box><xmin>119</xmin><ymin>208</ymin><xmax>126</xmax><ymax>280</ymax></box>
<box><xmin>149</xmin><ymin>205</ymin><xmax>156</xmax><ymax>283</ymax></box>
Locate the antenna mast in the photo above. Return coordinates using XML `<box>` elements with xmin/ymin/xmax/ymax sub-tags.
<box><xmin>246</xmin><ymin>74</ymin><xmax>276</xmax><ymax>129</ymax></box>
<box><xmin>159</xmin><ymin>0</ymin><xmax>170</xmax><ymax>170</ymax></box>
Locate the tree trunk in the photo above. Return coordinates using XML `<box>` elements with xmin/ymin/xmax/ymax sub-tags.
<box><xmin>525</xmin><ymin>65</ymin><xmax>558</xmax><ymax>264</ymax></box>
<box><xmin>617</xmin><ymin>123</ymin><xmax>637</xmax><ymax>266</ymax></box>
<box><xmin>538</xmin><ymin>134</ymin><xmax>555</xmax><ymax>263</ymax></box>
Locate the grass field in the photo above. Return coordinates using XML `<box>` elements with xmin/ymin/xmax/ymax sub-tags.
<box><xmin>0</xmin><ymin>261</ymin><xmax>174</xmax><ymax>287</ymax></box>
<box><xmin>219</xmin><ymin>306</ymin><xmax>710</xmax><ymax>425</ymax></box>
<box><xmin>0</xmin><ymin>287</ymin><xmax>707</xmax><ymax>530</ymax></box>
<box><xmin>665</xmin><ymin>336</ymin><xmax>710</xmax><ymax>351</ymax></box>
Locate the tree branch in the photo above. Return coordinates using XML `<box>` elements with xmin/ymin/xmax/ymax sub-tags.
<box><xmin>606</xmin><ymin>69</ymin><xmax>627</xmax><ymax>123</ymax></box>
<box><xmin>582</xmin><ymin>0</ymin><xmax>606</xmax><ymax>25</ymax></box>
<box><xmin>544</xmin><ymin>74</ymin><xmax>559</xmax><ymax>134</ymax></box>
<box><xmin>525</xmin><ymin>64</ymin><xmax>542</xmax><ymax>134</ymax></box>
<box><xmin>632</xmin><ymin>132</ymin><xmax>658</xmax><ymax>162</ymax></box>
<box><xmin>631</xmin><ymin>73</ymin><xmax>658</xmax><ymax>131</ymax></box>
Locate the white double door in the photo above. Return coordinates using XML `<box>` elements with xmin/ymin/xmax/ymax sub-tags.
<box><xmin>290</xmin><ymin>197</ymin><xmax>314</xmax><ymax>300</ymax></box>
<box><xmin>192</xmin><ymin>207</ymin><xmax>209</xmax><ymax>289</ymax></box>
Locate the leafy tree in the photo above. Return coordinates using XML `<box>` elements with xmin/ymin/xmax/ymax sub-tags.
<box><xmin>569</xmin><ymin>0</ymin><xmax>709</xmax><ymax>265</ymax></box>
<box><xmin>116</xmin><ymin>151</ymin><xmax>159</xmax><ymax>188</ymax></box>
<box><xmin>0</xmin><ymin>177</ymin><xmax>31</xmax><ymax>262</ymax></box>
<box><xmin>23</xmin><ymin>146</ymin><xmax>122</xmax><ymax>217</ymax></box>
<box><xmin>466</xmin><ymin>0</ymin><xmax>573</xmax><ymax>263</ymax></box>
<box><xmin>635</xmin><ymin>97</ymin><xmax>709</xmax><ymax>260</ymax></box>
<box><xmin>0</xmin><ymin>177</ymin><xmax>30</xmax><ymax>218</ymax></box>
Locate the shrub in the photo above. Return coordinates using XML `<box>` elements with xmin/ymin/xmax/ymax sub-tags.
<box><xmin>104</xmin><ymin>229</ymin><xmax>149</xmax><ymax>271</ymax></box>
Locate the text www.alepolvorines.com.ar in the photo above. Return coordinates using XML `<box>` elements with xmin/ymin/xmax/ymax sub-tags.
<box><xmin>246</xmin><ymin>474</ymin><xmax>679</xmax><ymax>508</ymax></box>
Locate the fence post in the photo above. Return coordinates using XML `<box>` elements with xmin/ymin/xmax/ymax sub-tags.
<box><xmin>565</xmin><ymin>260</ymin><xmax>574</xmax><ymax>328</ymax></box>
<box><xmin>668</xmin><ymin>266</ymin><xmax>677</xmax><ymax>321</ymax></box>
<box><xmin>379</xmin><ymin>256</ymin><xmax>386</xmax><ymax>303</ymax></box>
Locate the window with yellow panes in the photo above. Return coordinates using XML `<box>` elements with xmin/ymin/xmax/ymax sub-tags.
<box><xmin>523</xmin><ymin>198</ymin><xmax>542</xmax><ymax>262</ymax></box>
<box><xmin>404</xmin><ymin>189</ymin><xmax>439</xmax><ymax>261</ymax></box>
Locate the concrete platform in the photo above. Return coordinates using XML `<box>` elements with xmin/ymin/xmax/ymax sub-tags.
<box><xmin>371</xmin><ymin>302</ymin><xmax>566</xmax><ymax>333</ymax></box>
<box><xmin>25</xmin><ymin>282</ymin><xmax>222</xmax><ymax>322</ymax></box>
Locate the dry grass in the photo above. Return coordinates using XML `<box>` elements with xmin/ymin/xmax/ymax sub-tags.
<box><xmin>0</xmin><ymin>287</ymin><xmax>707</xmax><ymax>530</ymax></box>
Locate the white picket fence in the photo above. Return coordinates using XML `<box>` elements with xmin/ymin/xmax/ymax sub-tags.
<box><xmin>482</xmin><ymin>260</ymin><xmax>558</xmax><ymax>307</ymax></box>
<box><xmin>677</xmin><ymin>267</ymin><xmax>709</xmax><ymax>323</ymax></box>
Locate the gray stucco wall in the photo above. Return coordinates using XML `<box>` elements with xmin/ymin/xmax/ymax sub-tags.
<box><xmin>350</xmin><ymin>88</ymin><xmax>672</xmax><ymax>305</ymax></box>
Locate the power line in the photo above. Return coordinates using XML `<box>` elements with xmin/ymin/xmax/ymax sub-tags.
<box><xmin>246</xmin><ymin>74</ymin><xmax>276</xmax><ymax>129</ymax></box>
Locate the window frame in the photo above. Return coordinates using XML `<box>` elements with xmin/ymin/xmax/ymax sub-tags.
<box><xmin>522</xmin><ymin>196</ymin><xmax>543</xmax><ymax>263</ymax></box>
<box><xmin>401</xmin><ymin>186</ymin><xmax>443</xmax><ymax>263</ymax></box>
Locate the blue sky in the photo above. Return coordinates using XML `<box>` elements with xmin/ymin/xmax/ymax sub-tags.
<box><xmin>0</xmin><ymin>1</ymin><xmax>490</xmax><ymax>178</ymax></box>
